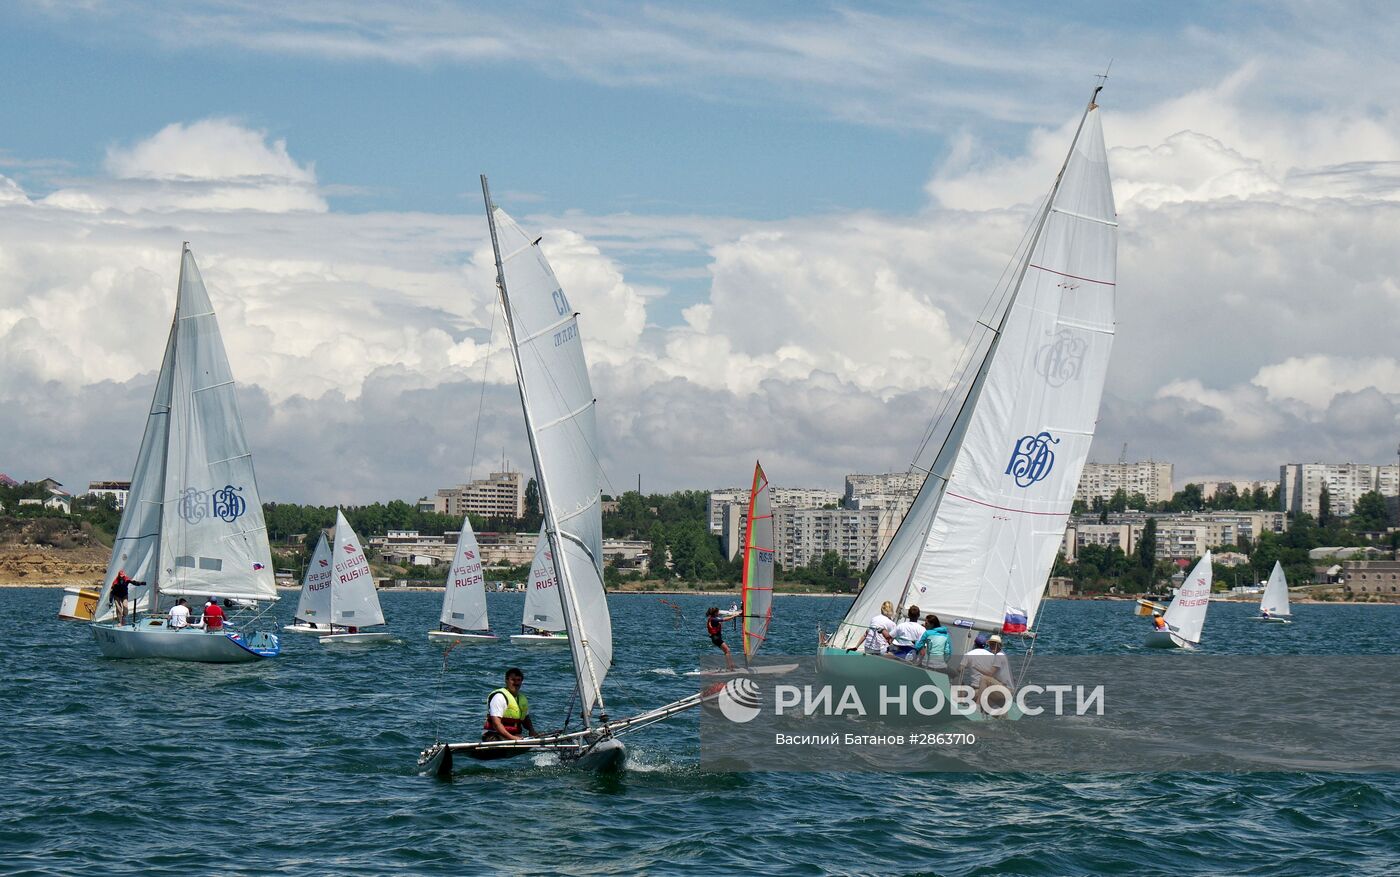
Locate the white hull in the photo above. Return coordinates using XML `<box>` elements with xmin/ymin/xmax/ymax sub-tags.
<box><xmin>1249</xmin><ymin>616</ymin><xmax>1293</xmax><ymax>624</ymax></box>
<box><xmin>283</xmin><ymin>623</ymin><xmax>330</xmax><ymax>636</ymax></box>
<box><xmin>427</xmin><ymin>630</ymin><xmax>498</xmax><ymax>644</ymax></box>
<box><xmin>510</xmin><ymin>633</ymin><xmax>569</xmax><ymax>646</ymax></box>
<box><xmin>58</xmin><ymin>587</ymin><xmax>101</xmax><ymax>622</ymax></box>
<box><xmin>684</xmin><ymin>663</ymin><xmax>800</xmax><ymax>678</ymax></box>
<box><xmin>320</xmin><ymin>631</ymin><xmax>396</xmax><ymax>645</ymax></box>
<box><xmin>1144</xmin><ymin>628</ymin><xmax>1196</xmax><ymax>650</ymax></box>
<box><xmin>92</xmin><ymin>621</ymin><xmax>279</xmax><ymax>662</ymax></box>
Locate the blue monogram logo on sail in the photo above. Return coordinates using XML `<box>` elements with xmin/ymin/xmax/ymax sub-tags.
<box><xmin>1005</xmin><ymin>432</ymin><xmax>1060</xmax><ymax>487</ymax></box>
<box><xmin>1034</xmin><ymin>327</ymin><xmax>1087</xmax><ymax>387</ymax></box>
<box><xmin>177</xmin><ymin>485</ymin><xmax>248</xmax><ymax>524</ymax></box>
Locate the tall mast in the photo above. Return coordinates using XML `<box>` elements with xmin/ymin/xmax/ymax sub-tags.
<box><xmin>888</xmin><ymin>84</ymin><xmax>1106</xmax><ymax>619</ymax></box>
<box><xmin>149</xmin><ymin>242</ymin><xmax>189</xmax><ymax>617</ymax></box>
<box><xmin>480</xmin><ymin>175</ymin><xmax>606</xmax><ymax>727</ymax></box>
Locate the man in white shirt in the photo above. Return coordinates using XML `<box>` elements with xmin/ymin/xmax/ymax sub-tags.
<box><xmin>168</xmin><ymin>598</ymin><xmax>191</xmax><ymax>629</ymax></box>
<box><xmin>862</xmin><ymin>601</ymin><xmax>897</xmax><ymax>655</ymax></box>
<box><xmin>961</xmin><ymin>634</ymin><xmax>1013</xmax><ymax>712</ymax></box>
<box><xmin>890</xmin><ymin>605</ymin><xmax>926</xmax><ymax>660</ymax></box>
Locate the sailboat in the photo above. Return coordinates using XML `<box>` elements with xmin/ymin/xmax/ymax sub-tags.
<box><xmin>417</xmin><ymin>178</ymin><xmax>711</xmax><ymax>774</ymax></box>
<box><xmin>428</xmin><ymin>516</ymin><xmax>498</xmax><ymax>643</ymax></box>
<box><xmin>284</xmin><ymin>531</ymin><xmax>334</xmax><ymax>635</ymax></box>
<box><xmin>819</xmin><ymin>85</ymin><xmax>1116</xmax><ymax>685</ymax></box>
<box><xmin>315</xmin><ymin>510</ymin><xmax>395</xmax><ymax>645</ymax></box>
<box><xmin>1145</xmin><ymin>551</ymin><xmax>1213</xmax><ymax>649</ymax></box>
<box><xmin>1250</xmin><ymin>560</ymin><xmax>1292</xmax><ymax>623</ymax></box>
<box><xmin>89</xmin><ymin>245</ymin><xmax>280</xmax><ymax>662</ymax></box>
<box><xmin>510</xmin><ymin>529</ymin><xmax>569</xmax><ymax>645</ymax></box>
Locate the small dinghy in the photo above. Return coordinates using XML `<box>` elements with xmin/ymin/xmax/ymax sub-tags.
<box><xmin>509</xmin><ymin>531</ymin><xmax>569</xmax><ymax>646</ymax></box>
<box><xmin>313</xmin><ymin>511</ymin><xmax>395</xmax><ymax>645</ymax></box>
<box><xmin>1249</xmin><ymin>561</ymin><xmax>1293</xmax><ymax>624</ymax></box>
<box><xmin>428</xmin><ymin>516</ymin><xmax>498</xmax><ymax>644</ymax></box>
<box><xmin>1145</xmin><ymin>552</ymin><xmax>1212</xmax><ymax>649</ymax></box>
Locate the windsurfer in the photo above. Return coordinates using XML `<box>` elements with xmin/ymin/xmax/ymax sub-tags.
<box><xmin>483</xmin><ymin>668</ymin><xmax>536</xmax><ymax>742</ymax></box>
<box><xmin>706</xmin><ymin>607</ymin><xmax>736</xmax><ymax>671</ymax></box>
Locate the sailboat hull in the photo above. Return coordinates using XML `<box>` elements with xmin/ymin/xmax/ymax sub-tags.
<box><xmin>283</xmin><ymin>623</ymin><xmax>330</xmax><ymax>635</ymax></box>
<box><xmin>563</xmin><ymin>737</ymin><xmax>625</xmax><ymax>772</ymax></box>
<box><xmin>816</xmin><ymin>647</ymin><xmax>1015</xmax><ymax>721</ymax></box>
<box><xmin>58</xmin><ymin>587</ymin><xmax>102</xmax><ymax>622</ymax></box>
<box><xmin>319</xmin><ymin>631</ymin><xmax>396</xmax><ymax>645</ymax></box>
<box><xmin>1248</xmin><ymin>616</ymin><xmax>1293</xmax><ymax>624</ymax></box>
<box><xmin>92</xmin><ymin>621</ymin><xmax>279</xmax><ymax>662</ymax></box>
<box><xmin>510</xmin><ymin>633</ymin><xmax>569</xmax><ymax>646</ymax></box>
<box><xmin>427</xmin><ymin>630</ymin><xmax>499</xmax><ymax>644</ymax></box>
<box><xmin>1144</xmin><ymin>629</ymin><xmax>1195</xmax><ymax>649</ymax></box>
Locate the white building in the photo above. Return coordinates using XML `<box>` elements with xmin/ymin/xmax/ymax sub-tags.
<box><xmin>1198</xmin><ymin>480</ymin><xmax>1274</xmax><ymax>502</ymax></box>
<box><xmin>844</xmin><ymin>472</ymin><xmax>926</xmax><ymax>503</ymax></box>
<box><xmin>1074</xmin><ymin>461</ymin><xmax>1174</xmax><ymax>505</ymax></box>
<box><xmin>1061</xmin><ymin>510</ymin><xmax>1286</xmax><ymax>562</ymax></box>
<box><xmin>1279</xmin><ymin>462</ymin><xmax>1400</xmax><ymax>518</ymax></box>
<box><xmin>706</xmin><ymin>485</ymin><xmax>842</xmax><ymax>534</ymax></box>
<box><xmin>773</xmin><ymin>507</ymin><xmax>884</xmax><ymax>572</ymax></box>
<box><xmin>86</xmin><ymin>480</ymin><xmax>132</xmax><ymax>510</ymax></box>
<box><xmin>430</xmin><ymin>469</ymin><xmax>527</xmax><ymax>519</ymax></box>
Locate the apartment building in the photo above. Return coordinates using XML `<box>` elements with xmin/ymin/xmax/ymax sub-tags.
<box><xmin>1061</xmin><ymin>510</ymin><xmax>1287</xmax><ymax>562</ymax></box>
<box><xmin>1279</xmin><ymin>462</ymin><xmax>1400</xmax><ymax>517</ymax></box>
<box><xmin>430</xmin><ymin>470</ymin><xmax>527</xmax><ymax>519</ymax></box>
<box><xmin>1074</xmin><ymin>461</ymin><xmax>1174</xmax><ymax>505</ymax></box>
<box><xmin>706</xmin><ymin>485</ymin><xmax>842</xmax><ymax>533</ymax></box>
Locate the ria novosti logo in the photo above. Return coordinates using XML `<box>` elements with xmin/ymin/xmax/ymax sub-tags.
<box><xmin>715</xmin><ymin>677</ymin><xmax>762</xmax><ymax>724</ymax></box>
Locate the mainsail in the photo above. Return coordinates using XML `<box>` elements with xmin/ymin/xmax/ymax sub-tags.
<box><xmin>1259</xmin><ymin>560</ymin><xmax>1290</xmax><ymax>617</ymax></box>
<box><xmin>830</xmin><ymin>90</ymin><xmax>1116</xmax><ymax>649</ymax></box>
<box><xmin>98</xmin><ymin>245</ymin><xmax>276</xmax><ymax>614</ymax></box>
<box><xmin>1164</xmin><ymin>552</ymin><xmax>1213</xmax><ymax>644</ymax></box>
<box><xmin>484</xmin><ymin>177</ymin><xmax>612</xmax><ymax>720</ymax></box>
<box><xmin>326</xmin><ymin>510</ymin><xmax>385</xmax><ymax>628</ymax></box>
<box><xmin>294</xmin><ymin>532</ymin><xmax>334</xmax><ymax>624</ymax></box>
<box><xmin>741</xmin><ymin>462</ymin><xmax>775</xmax><ymax>660</ymax></box>
<box><xmin>441</xmin><ymin>516</ymin><xmax>490</xmax><ymax>631</ymax></box>
<box><xmin>521</xmin><ymin>528</ymin><xmax>566</xmax><ymax>633</ymax></box>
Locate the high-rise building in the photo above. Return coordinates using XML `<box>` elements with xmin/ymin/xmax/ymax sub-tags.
<box><xmin>1074</xmin><ymin>461</ymin><xmax>1174</xmax><ymax>505</ymax></box>
<box><xmin>706</xmin><ymin>485</ymin><xmax>842</xmax><ymax>534</ymax></box>
<box><xmin>1279</xmin><ymin>463</ymin><xmax>1400</xmax><ymax>517</ymax></box>
<box><xmin>431</xmin><ymin>470</ymin><xmax>526</xmax><ymax>519</ymax></box>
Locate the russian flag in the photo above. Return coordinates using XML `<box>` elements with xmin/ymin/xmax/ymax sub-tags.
<box><xmin>252</xmin><ymin>562</ymin><xmax>265</xmax><ymax>571</ymax></box>
<box><xmin>1002</xmin><ymin>608</ymin><xmax>1028</xmax><ymax>634</ymax></box>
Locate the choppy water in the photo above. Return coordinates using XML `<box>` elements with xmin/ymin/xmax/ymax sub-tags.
<box><xmin>2</xmin><ymin>589</ymin><xmax>1397</xmax><ymax>876</ymax></box>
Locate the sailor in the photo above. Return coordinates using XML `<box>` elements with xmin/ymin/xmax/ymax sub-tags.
<box><xmin>109</xmin><ymin>570</ymin><xmax>141</xmax><ymax>626</ymax></box>
<box><xmin>915</xmin><ymin>614</ymin><xmax>952</xmax><ymax>669</ymax></box>
<box><xmin>203</xmin><ymin>597</ymin><xmax>225</xmax><ymax>631</ymax></box>
<box><xmin>1152</xmin><ymin>612</ymin><xmax>1168</xmax><ymax>631</ymax></box>
<box><xmin>1260</xmin><ymin>607</ymin><xmax>1271</xmax><ymax>620</ymax></box>
<box><xmin>706</xmin><ymin>607</ymin><xmax>736</xmax><ymax>671</ymax></box>
<box><xmin>483</xmin><ymin>668</ymin><xmax>536</xmax><ymax>742</ymax></box>
<box><xmin>861</xmin><ymin>601</ymin><xmax>897</xmax><ymax>655</ymax></box>
<box><xmin>168</xmin><ymin>598</ymin><xmax>191</xmax><ymax>629</ymax></box>
<box><xmin>890</xmin><ymin>605</ymin><xmax>925</xmax><ymax>660</ymax></box>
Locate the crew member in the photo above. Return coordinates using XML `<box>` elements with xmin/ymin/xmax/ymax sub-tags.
<box><xmin>1152</xmin><ymin>613</ymin><xmax>1168</xmax><ymax>631</ymax></box>
<box><xmin>483</xmin><ymin>668</ymin><xmax>536</xmax><ymax>742</ymax></box>
<box><xmin>203</xmin><ymin>597</ymin><xmax>225</xmax><ymax>631</ymax></box>
<box><xmin>109</xmin><ymin>570</ymin><xmax>141</xmax><ymax>626</ymax></box>
<box><xmin>168</xmin><ymin>598</ymin><xmax>191</xmax><ymax>629</ymax></box>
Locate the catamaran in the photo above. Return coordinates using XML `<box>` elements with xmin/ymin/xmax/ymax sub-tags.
<box><xmin>311</xmin><ymin>510</ymin><xmax>395</xmax><ymax>645</ymax></box>
<box><xmin>89</xmin><ymin>244</ymin><xmax>281</xmax><ymax>662</ymax></box>
<box><xmin>819</xmin><ymin>84</ymin><xmax>1117</xmax><ymax>689</ymax></box>
<box><xmin>510</xmin><ymin>528</ymin><xmax>569</xmax><ymax>645</ymax></box>
<box><xmin>1145</xmin><ymin>551</ymin><xmax>1213</xmax><ymax>649</ymax></box>
<box><xmin>417</xmin><ymin>178</ymin><xmax>710</xmax><ymax>775</ymax></box>
<box><xmin>428</xmin><ymin>516</ymin><xmax>498</xmax><ymax>643</ymax></box>
<box><xmin>1251</xmin><ymin>560</ymin><xmax>1292</xmax><ymax>623</ymax></box>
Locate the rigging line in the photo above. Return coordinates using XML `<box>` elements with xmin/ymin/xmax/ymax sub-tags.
<box><xmin>466</xmin><ymin>292</ymin><xmax>501</xmax><ymax>484</ymax></box>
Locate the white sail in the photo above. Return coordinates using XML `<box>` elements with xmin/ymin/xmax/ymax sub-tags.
<box><xmin>327</xmin><ymin>510</ymin><xmax>384</xmax><ymax>628</ymax></box>
<box><xmin>157</xmin><ymin>248</ymin><xmax>276</xmax><ymax>602</ymax></box>
<box><xmin>1259</xmin><ymin>560</ymin><xmax>1290</xmax><ymax>617</ymax></box>
<box><xmin>742</xmin><ymin>461</ymin><xmax>775</xmax><ymax>660</ymax></box>
<box><xmin>487</xmin><ymin>189</ymin><xmax>612</xmax><ymax>717</ymax></box>
<box><xmin>441</xmin><ymin>517</ymin><xmax>490</xmax><ymax>630</ymax></box>
<box><xmin>521</xmin><ymin>529</ymin><xmax>565</xmax><ymax>633</ymax></box>
<box><xmin>1164</xmin><ymin>552</ymin><xmax>1213</xmax><ymax>644</ymax></box>
<box><xmin>96</xmin><ymin>314</ymin><xmax>177</xmax><ymax>620</ymax></box>
<box><xmin>294</xmin><ymin>532</ymin><xmax>333</xmax><ymax>624</ymax></box>
<box><xmin>830</xmin><ymin>95</ymin><xmax>1114</xmax><ymax>647</ymax></box>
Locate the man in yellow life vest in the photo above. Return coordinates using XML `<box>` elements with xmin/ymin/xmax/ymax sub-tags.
<box><xmin>483</xmin><ymin>667</ymin><xmax>537</xmax><ymax>742</ymax></box>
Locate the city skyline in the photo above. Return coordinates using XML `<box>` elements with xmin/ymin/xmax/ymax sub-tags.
<box><xmin>3</xmin><ymin>2</ymin><xmax>1400</xmax><ymax>503</ymax></box>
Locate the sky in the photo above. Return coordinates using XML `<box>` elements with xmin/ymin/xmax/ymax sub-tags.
<box><xmin>2</xmin><ymin>0</ymin><xmax>1400</xmax><ymax>504</ymax></box>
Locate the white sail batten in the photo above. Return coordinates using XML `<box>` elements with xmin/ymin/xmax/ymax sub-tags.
<box><xmin>96</xmin><ymin>315</ymin><xmax>177</xmax><ymax>620</ymax></box>
<box><xmin>327</xmin><ymin>510</ymin><xmax>384</xmax><ymax>628</ymax></box>
<box><xmin>441</xmin><ymin>517</ymin><xmax>490</xmax><ymax>630</ymax></box>
<box><xmin>1260</xmin><ymin>560</ymin><xmax>1290</xmax><ymax>617</ymax></box>
<box><xmin>521</xmin><ymin>528</ymin><xmax>566</xmax><ymax>633</ymax></box>
<box><xmin>486</xmin><ymin>185</ymin><xmax>612</xmax><ymax>719</ymax></box>
<box><xmin>157</xmin><ymin>249</ymin><xmax>276</xmax><ymax>601</ymax></box>
<box><xmin>1165</xmin><ymin>552</ymin><xmax>1213</xmax><ymax>644</ymax></box>
<box><xmin>295</xmin><ymin>532</ymin><xmax>333</xmax><ymax>624</ymax></box>
<box><xmin>831</xmin><ymin>99</ymin><xmax>1115</xmax><ymax>647</ymax></box>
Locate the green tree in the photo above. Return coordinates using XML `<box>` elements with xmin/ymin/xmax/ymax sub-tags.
<box><xmin>1318</xmin><ymin>484</ymin><xmax>1332</xmax><ymax>528</ymax></box>
<box><xmin>1108</xmin><ymin>488</ymin><xmax>1128</xmax><ymax>513</ymax></box>
<box><xmin>1351</xmin><ymin>490</ymin><xmax>1390</xmax><ymax>532</ymax></box>
<box><xmin>1136</xmin><ymin>518</ymin><xmax>1157</xmax><ymax>572</ymax></box>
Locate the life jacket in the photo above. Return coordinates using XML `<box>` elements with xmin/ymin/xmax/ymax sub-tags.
<box><xmin>706</xmin><ymin>616</ymin><xmax>721</xmax><ymax>637</ymax></box>
<box><xmin>483</xmin><ymin>687</ymin><xmax>530</xmax><ymax>733</ymax></box>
